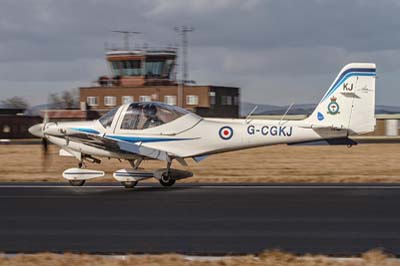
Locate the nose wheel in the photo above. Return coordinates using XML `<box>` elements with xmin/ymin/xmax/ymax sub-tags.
<box><xmin>159</xmin><ymin>160</ymin><xmax>176</xmax><ymax>187</ymax></box>
<box><xmin>159</xmin><ymin>172</ymin><xmax>176</xmax><ymax>187</ymax></box>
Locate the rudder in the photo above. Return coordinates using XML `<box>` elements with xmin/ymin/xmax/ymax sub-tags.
<box><xmin>307</xmin><ymin>63</ymin><xmax>376</xmax><ymax>135</ymax></box>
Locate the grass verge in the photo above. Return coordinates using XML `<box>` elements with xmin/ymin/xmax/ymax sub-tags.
<box><xmin>2</xmin><ymin>143</ymin><xmax>400</xmax><ymax>183</ymax></box>
<box><xmin>0</xmin><ymin>250</ymin><xmax>398</xmax><ymax>266</ymax></box>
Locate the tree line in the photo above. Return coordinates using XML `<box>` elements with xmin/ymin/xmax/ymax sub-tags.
<box><xmin>1</xmin><ymin>89</ymin><xmax>79</xmax><ymax>109</ymax></box>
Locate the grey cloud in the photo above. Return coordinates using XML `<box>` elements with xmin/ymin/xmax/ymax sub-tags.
<box><xmin>0</xmin><ymin>0</ymin><xmax>400</xmax><ymax>106</ymax></box>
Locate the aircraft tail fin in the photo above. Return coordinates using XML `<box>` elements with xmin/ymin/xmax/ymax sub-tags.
<box><xmin>305</xmin><ymin>63</ymin><xmax>376</xmax><ymax>135</ymax></box>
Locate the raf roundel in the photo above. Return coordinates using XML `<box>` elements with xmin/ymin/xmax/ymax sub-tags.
<box><xmin>219</xmin><ymin>126</ymin><xmax>233</xmax><ymax>140</ymax></box>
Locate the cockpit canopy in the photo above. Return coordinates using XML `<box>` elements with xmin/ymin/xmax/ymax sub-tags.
<box><xmin>99</xmin><ymin>107</ymin><xmax>118</xmax><ymax>128</ymax></box>
<box><xmin>99</xmin><ymin>102</ymin><xmax>193</xmax><ymax>130</ymax></box>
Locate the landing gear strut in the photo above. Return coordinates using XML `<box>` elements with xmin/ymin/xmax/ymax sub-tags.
<box><xmin>78</xmin><ymin>160</ymin><xmax>86</xmax><ymax>169</ymax></box>
<box><xmin>69</xmin><ymin>160</ymin><xmax>86</xmax><ymax>186</ymax></box>
<box><xmin>159</xmin><ymin>160</ymin><xmax>176</xmax><ymax>187</ymax></box>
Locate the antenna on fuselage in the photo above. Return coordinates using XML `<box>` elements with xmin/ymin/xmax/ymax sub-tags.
<box><xmin>245</xmin><ymin>105</ymin><xmax>258</xmax><ymax>124</ymax></box>
<box><xmin>279</xmin><ymin>102</ymin><xmax>295</xmax><ymax>125</ymax></box>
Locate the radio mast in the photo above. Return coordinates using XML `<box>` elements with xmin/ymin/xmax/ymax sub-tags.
<box><xmin>174</xmin><ymin>26</ymin><xmax>194</xmax><ymax>107</ymax></box>
<box><xmin>112</xmin><ymin>30</ymin><xmax>142</xmax><ymax>50</ymax></box>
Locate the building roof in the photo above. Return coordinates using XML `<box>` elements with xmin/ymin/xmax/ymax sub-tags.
<box><xmin>106</xmin><ymin>49</ymin><xmax>176</xmax><ymax>57</ymax></box>
<box><xmin>41</xmin><ymin>110</ymin><xmax>87</xmax><ymax>119</ymax></box>
<box><xmin>0</xmin><ymin>107</ymin><xmax>26</xmax><ymax>115</ymax></box>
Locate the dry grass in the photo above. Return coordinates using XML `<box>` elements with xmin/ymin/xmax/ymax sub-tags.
<box><xmin>2</xmin><ymin>143</ymin><xmax>400</xmax><ymax>183</ymax></box>
<box><xmin>0</xmin><ymin>250</ymin><xmax>398</xmax><ymax>266</ymax></box>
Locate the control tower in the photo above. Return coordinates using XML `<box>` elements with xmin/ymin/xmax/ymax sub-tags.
<box><xmin>80</xmin><ymin>43</ymin><xmax>239</xmax><ymax>118</ymax></box>
<box><xmin>106</xmin><ymin>49</ymin><xmax>177</xmax><ymax>87</ymax></box>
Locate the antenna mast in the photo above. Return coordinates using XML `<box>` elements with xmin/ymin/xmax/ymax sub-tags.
<box><xmin>112</xmin><ymin>30</ymin><xmax>142</xmax><ymax>50</ymax></box>
<box><xmin>174</xmin><ymin>26</ymin><xmax>194</xmax><ymax>107</ymax></box>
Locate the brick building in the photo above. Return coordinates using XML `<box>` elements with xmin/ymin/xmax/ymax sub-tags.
<box><xmin>0</xmin><ymin>108</ymin><xmax>41</xmax><ymax>139</ymax></box>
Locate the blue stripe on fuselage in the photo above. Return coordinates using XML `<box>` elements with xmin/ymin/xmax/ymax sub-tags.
<box><xmin>106</xmin><ymin>135</ymin><xmax>193</xmax><ymax>143</ymax></box>
<box><xmin>71</xmin><ymin>128</ymin><xmax>100</xmax><ymax>134</ymax></box>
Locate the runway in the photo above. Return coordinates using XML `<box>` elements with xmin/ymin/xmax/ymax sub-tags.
<box><xmin>1</xmin><ymin>182</ymin><xmax>400</xmax><ymax>255</ymax></box>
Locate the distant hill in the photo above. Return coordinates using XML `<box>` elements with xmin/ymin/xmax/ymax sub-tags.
<box><xmin>240</xmin><ymin>102</ymin><xmax>400</xmax><ymax>117</ymax></box>
<box><xmin>23</xmin><ymin>102</ymin><xmax>400</xmax><ymax>118</ymax></box>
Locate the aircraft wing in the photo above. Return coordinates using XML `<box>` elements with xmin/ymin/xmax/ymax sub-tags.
<box><xmin>350</xmin><ymin>136</ymin><xmax>400</xmax><ymax>144</ymax></box>
<box><xmin>288</xmin><ymin>137</ymin><xmax>357</xmax><ymax>146</ymax></box>
<box><xmin>65</xmin><ymin>132</ymin><xmax>121</xmax><ymax>151</ymax></box>
<box><xmin>289</xmin><ymin>136</ymin><xmax>400</xmax><ymax>146</ymax></box>
<box><xmin>65</xmin><ymin>130</ymin><xmax>170</xmax><ymax>161</ymax></box>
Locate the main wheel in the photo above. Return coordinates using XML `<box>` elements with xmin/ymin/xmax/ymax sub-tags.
<box><xmin>69</xmin><ymin>180</ymin><xmax>85</xmax><ymax>186</ymax></box>
<box><xmin>159</xmin><ymin>173</ymin><xmax>176</xmax><ymax>187</ymax></box>
<box><xmin>121</xmin><ymin>181</ymin><xmax>138</xmax><ymax>189</ymax></box>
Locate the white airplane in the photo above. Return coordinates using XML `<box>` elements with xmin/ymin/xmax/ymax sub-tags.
<box><xmin>29</xmin><ymin>63</ymin><xmax>376</xmax><ymax>188</ymax></box>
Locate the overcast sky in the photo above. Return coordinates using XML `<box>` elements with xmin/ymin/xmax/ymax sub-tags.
<box><xmin>1</xmin><ymin>0</ymin><xmax>400</xmax><ymax>106</ymax></box>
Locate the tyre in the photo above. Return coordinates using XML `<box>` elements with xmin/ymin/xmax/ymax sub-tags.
<box><xmin>121</xmin><ymin>181</ymin><xmax>138</xmax><ymax>189</ymax></box>
<box><xmin>159</xmin><ymin>173</ymin><xmax>176</xmax><ymax>187</ymax></box>
<box><xmin>69</xmin><ymin>180</ymin><xmax>85</xmax><ymax>186</ymax></box>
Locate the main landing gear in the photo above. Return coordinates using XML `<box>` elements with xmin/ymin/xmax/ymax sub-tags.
<box><xmin>121</xmin><ymin>181</ymin><xmax>138</xmax><ymax>188</ymax></box>
<box><xmin>66</xmin><ymin>159</ymin><xmax>101</xmax><ymax>187</ymax></box>
<box><xmin>64</xmin><ymin>158</ymin><xmax>192</xmax><ymax>189</ymax></box>
<box><xmin>69</xmin><ymin>180</ymin><xmax>86</xmax><ymax>186</ymax></box>
<box><xmin>159</xmin><ymin>161</ymin><xmax>176</xmax><ymax>187</ymax></box>
<box><xmin>68</xmin><ymin>161</ymin><xmax>87</xmax><ymax>186</ymax></box>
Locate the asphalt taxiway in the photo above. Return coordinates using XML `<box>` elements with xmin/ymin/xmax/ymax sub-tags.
<box><xmin>1</xmin><ymin>182</ymin><xmax>400</xmax><ymax>255</ymax></box>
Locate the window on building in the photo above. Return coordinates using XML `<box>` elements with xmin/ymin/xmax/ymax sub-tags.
<box><xmin>87</xmin><ymin>96</ymin><xmax>98</xmax><ymax>106</ymax></box>
<box><xmin>186</xmin><ymin>95</ymin><xmax>199</xmax><ymax>105</ymax></box>
<box><xmin>111</xmin><ymin>61</ymin><xmax>122</xmax><ymax>76</ymax></box>
<box><xmin>122</xmin><ymin>96</ymin><xmax>134</xmax><ymax>105</ymax></box>
<box><xmin>221</xmin><ymin>95</ymin><xmax>233</xmax><ymax>105</ymax></box>
<box><xmin>227</xmin><ymin>96</ymin><xmax>232</xmax><ymax>105</ymax></box>
<box><xmin>234</xmin><ymin>95</ymin><xmax>239</xmax><ymax>106</ymax></box>
<box><xmin>104</xmin><ymin>96</ymin><xmax>116</xmax><ymax>106</ymax></box>
<box><xmin>139</xmin><ymin>95</ymin><xmax>151</xmax><ymax>102</ymax></box>
<box><xmin>110</xmin><ymin>60</ymin><xmax>142</xmax><ymax>77</ymax></box>
<box><xmin>2</xmin><ymin>125</ymin><xmax>10</xmax><ymax>133</ymax></box>
<box><xmin>164</xmin><ymin>95</ymin><xmax>177</xmax><ymax>105</ymax></box>
<box><xmin>209</xmin><ymin>91</ymin><xmax>216</xmax><ymax>105</ymax></box>
<box><xmin>143</xmin><ymin>58</ymin><xmax>175</xmax><ymax>79</ymax></box>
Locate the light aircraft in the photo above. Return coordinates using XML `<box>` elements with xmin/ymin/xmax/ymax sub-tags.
<box><xmin>29</xmin><ymin>63</ymin><xmax>376</xmax><ymax>188</ymax></box>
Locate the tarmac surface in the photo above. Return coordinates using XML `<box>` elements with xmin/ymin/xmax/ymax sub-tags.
<box><xmin>1</xmin><ymin>182</ymin><xmax>400</xmax><ymax>255</ymax></box>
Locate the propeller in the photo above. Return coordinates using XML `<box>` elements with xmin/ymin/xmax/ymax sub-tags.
<box><xmin>28</xmin><ymin>110</ymin><xmax>52</xmax><ymax>170</ymax></box>
<box><xmin>41</xmin><ymin>111</ymin><xmax>51</xmax><ymax>170</ymax></box>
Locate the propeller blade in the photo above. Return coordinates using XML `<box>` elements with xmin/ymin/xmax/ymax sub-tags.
<box><xmin>41</xmin><ymin>137</ymin><xmax>52</xmax><ymax>171</ymax></box>
<box><xmin>42</xmin><ymin>137</ymin><xmax>48</xmax><ymax>153</ymax></box>
<box><xmin>43</xmin><ymin>110</ymin><xmax>49</xmax><ymax>124</ymax></box>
